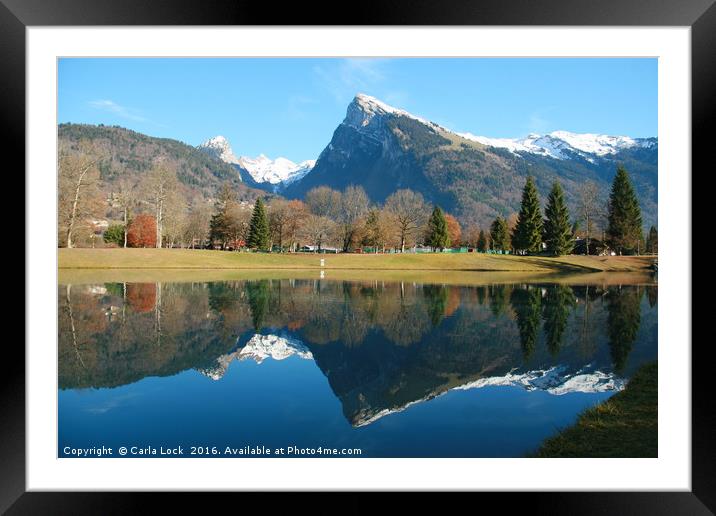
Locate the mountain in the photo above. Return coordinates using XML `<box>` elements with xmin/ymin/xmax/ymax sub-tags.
<box><xmin>238</xmin><ymin>155</ymin><xmax>315</xmax><ymax>188</ymax></box>
<box><xmin>197</xmin><ymin>333</ymin><xmax>313</xmax><ymax>380</ymax></box>
<box><xmin>459</xmin><ymin>130</ymin><xmax>655</xmax><ymax>161</ymax></box>
<box><xmin>58</xmin><ymin>124</ymin><xmax>266</xmax><ymax>202</ymax></box>
<box><xmin>198</xmin><ymin>135</ymin><xmax>315</xmax><ymax>193</ymax></box>
<box><xmin>196</xmin><ymin>135</ymin><xmax>242</xmax><ymax>166</ymax></box>
<box><xmin>284</xmin><ymin>93</ymin><xmax>658</xmax><ymax>229</ymax></box>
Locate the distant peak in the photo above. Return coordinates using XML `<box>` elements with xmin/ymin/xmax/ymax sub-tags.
<box><xmin>201</xmin><ymin>135</ymin><xmax>229</xmax><ymax>146</ymax></box>
<box><xmin>238</xmin><ymin>154</ymin><xmax>315</xmax><ymax>185</ymax></box>
<box><xmin>197</xmin><ymin>135</ymin><xmax>240</xmax><ymax>165</ymax></box>
<box><xmin>459</xmin><ymin>130</ymin><xmax>653</xmax><ymax>160</ymax></box>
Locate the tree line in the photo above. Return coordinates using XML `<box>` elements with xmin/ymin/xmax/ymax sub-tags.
<box><xmin>206</xmin><ymin>184</ymin><xmax>465</xmax><ymax>253</ymax></box>
<box><xmin>485</xmin><ymin>166</ymin><xmax>656</xmax><ymax>256</ymax></box>
<box><xmin>59</xmin><ymin>141</ymin><xmax>656</xmax><ymax>255</ymax></box>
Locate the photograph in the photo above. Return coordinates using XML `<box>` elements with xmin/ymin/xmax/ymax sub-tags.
<box><xmin>56</xmin><ymin>56</ymin><xmax>659</xmax><ymax>460</ymax></box>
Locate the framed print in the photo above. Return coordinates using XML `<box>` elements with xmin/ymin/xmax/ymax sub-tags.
<box><xmin>5</xmin><ymin>0</ymin><xmax>711</xmax><ymax>512</ymax></box>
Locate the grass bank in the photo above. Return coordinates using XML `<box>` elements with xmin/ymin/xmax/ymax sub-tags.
<box><xmin>59</xmin><ymin>248</ymin><xmax>656</xmax><ymax>273</ymax></box>
<box><xmin>532</xmin><ymin>362</ymin><xmax>657</xmax><ymax>458</ymax></box>
<box><xmin>58</xmin><ymin>267</ymin><xmax>657</xmax><ymax>287</ymax></box>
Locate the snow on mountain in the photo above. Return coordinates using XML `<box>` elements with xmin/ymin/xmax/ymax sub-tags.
<box><xmin>459</xmin><ymin>130</ymin><xmax>651</xmax><ymax>160</ymax></box>
<box><xmin>238</xmin><ymin>154</ymin><xmax>316</xmax><ymax>185</ymax></box>
<box><xmin>197</xmin><ymin>135</ymin><xmax>241</xmax><ymax>165</ymax></box>
<box><xmin>196</xmin><ymin>333</ymin><xmax>313</xmax><ymax>380</ymax></box>
<box><xmin>350</xmin><ymin>93</ymin><xmax>653</xmax><ymax>161</ymax></box>
<box><xmin>350</xmin><ymin>93</ymin><xmax>447</xmax><ymax>132</ymax></box>
<box><xmin>353</xmin><ymin>364</ymin><xmax>626</xmax><ymax>427</ymax></box>
<box><xmin>452</xmin><ymin>365</ymin><xmax>626</xmax><ymax>395</ymax></box>
<box><xmin>198</xmin><ymin>135</ymin><xmax>315</xmax><ymax>186</ymax></box>
<box><xmin>238</xmin><ymin>333</ymin><xmax>313</xmax><ymax>364</ymax></box>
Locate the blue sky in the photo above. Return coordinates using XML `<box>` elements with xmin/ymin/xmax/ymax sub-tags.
<box><xmin>58</xmin><ymin>58</ymin><xmax>657</xmax><ymax>163</ymax></box>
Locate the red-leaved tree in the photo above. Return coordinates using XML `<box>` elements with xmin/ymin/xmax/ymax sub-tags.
<box><xmin>127</xmin><ymin>214</ymin><xmax>157</xmax><ymax>248</ymax></box>
<box><xmin>445</xmin><ymin>214</ymin><xmax>462</xmax><ymax>247</ymax></box>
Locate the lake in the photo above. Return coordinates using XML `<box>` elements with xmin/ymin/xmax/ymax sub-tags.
<box><xmin>58</xmin><ymin>275</ymin><xmax>657</xmax><ymax>458</ymax></box>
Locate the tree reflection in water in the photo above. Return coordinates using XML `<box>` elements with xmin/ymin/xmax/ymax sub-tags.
<box><xmin>59</xmin><ymin>279</ymin><xmax>657</xmax><ymax>425</ymax></box>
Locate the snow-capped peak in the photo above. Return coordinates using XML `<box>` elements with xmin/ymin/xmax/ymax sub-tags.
<box><xmin>349</xmin><ymin>93</ymin><xmax>446</xmax><ymax>132</ymax></box>
<box><xmin>348</xmin><ymin>94</ymin><xmax>654</xmax><ymax>161</ymax></box>
<box><xmin>198</xmin><ymin>135</ymin><xmax>315</xmax><ymax>186</ymax></box>
<box><xmin>198</xmin><ymin>135</ymin><xmax>241</xmax><ymax>165</ymax></box>
<box><xmin>353</xmin><ymin>364</ymin><xmax>626</xmax><ymax>427</ymax></box>
<box><xmin>238</xmin><ymin>154</ymin><xmax>315</xmax><ymax>185</ymax></box>
<box><xmin>238</xmin><ymin>333</ymin><xmax>313</xmax><ymax>364</ymax></box>
<box><xmin>459</xmin><ymin>130</ymin><xmax>653</xmax><ymax>160</ymax></box>
<box><xmin>196</xmin><ymin>333</ymin><xmax>313</xmax><ymax>380</ymax></box>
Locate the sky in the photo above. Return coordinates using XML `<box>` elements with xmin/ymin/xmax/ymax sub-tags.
<box><xmin>58</xmin><ymin>58</ymin><xmax>657</xmax><ymax>163</ymax></box>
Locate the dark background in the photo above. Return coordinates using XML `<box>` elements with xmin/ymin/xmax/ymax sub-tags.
<box><xmin>2</xmin><ymin>0</ymin><xmax>710</xmax><ymax>513</ymax></box>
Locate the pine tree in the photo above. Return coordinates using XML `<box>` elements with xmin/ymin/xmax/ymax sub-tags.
<box><xmin>606</xmin><ymin>166</ymin><xmax>643</xmax><ymax>255</ymax></box>
<box><xmin>209</xmin><ymin>183</ymin><xmax>235</xmax><ymax>249</ymax></box>
<box><xmin>646</xmin><ymin>226</ymin><xmax>658</xmax><ymax>254</ymax></box>
<box><xmin>247</xmin><ymin>198</ymin><xmax>271</xmax><ymax>251</ymax></box>
<box><xmin>512</xmin><ymin>176</ymin><xmax>543</xmax><ymax>254</ymax></box>
<box><xmin>425</xmin><ymin>206</ymin><xmax>450</xmax><ymax>251</ymax></box>
<box><xmin>477</xmin><ymin>229</ymin><xmax>488</xmax><ymax>252</ymax></box>
<box><xmin>543</xmin><ymin>181</ymin><xmax>573</xmax><ymax>256</ymax></box>
<box><xmin>490</xmin><ymin>217</ymin><xmax>510</xmax><ymax>251</ymax></box>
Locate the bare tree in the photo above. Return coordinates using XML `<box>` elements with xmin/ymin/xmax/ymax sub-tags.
<box><xmin>268</xmin><ymin>199</ymin><xmax>293</xmax><ymax>251</ymax></box>
<box><xmin>338</xmin><ymin>185</ymin><xmax>370</xmax><ymax>252</ymax></box>
<box><xmin>58</xmin><ymin>142</ymin><xmax>104</xmax><ymax>248</ymax></box>
<box><xmin>141</xmin><ymin>160</ymin><xmax>182</xmax><ymax>248</ymax></box>
<box><xmin>114</xmin><ymin>178</ymin><xmax>139</xmax><ymax>248</ymax></box>
<box><xmin>360</xmin><ymin>207</ymin><xmax>392</xmax><ymax>253</ymax></box>
<box><xmin>305</xmin><ymin>186</ymin><xmax>341</xmax><ymax>219</ymax></box>
<box><xmin>183</xmin><ymin>200</ymin><xmax>212</xmax><ymax>249</ymax></box>
<box><xmin>577</xmin><ymin>181</ymin><xmax>602</xmax><ymax>255</ymax></box>
<box><xmin>463</xmin><ymin>224</ymin><xmax>481</xmax><ymax>248</ymax></box>
<box><xmin>384</xmin><ymin>189</ymin><xmax>428</xmax><ymax>252</ymax></box>
<box><xmin>299</xmin><ymin>214</ymin><xmax>336</xmax><ymax>251</ymax></box>
<box><xmin>226</xmin><ymin>203</ymin><xmax>252</xmax><ymax>249</ymax></box>
<box><xmin>284</xmin><ymin>200</ymin><xmax>309</xmax><ymax>252</ymax></box>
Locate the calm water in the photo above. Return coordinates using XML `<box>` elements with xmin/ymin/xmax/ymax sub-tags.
<box><xmin>58</xmin><ymin>278</ymin><xmax>657</xmax><ymax>458</ymax></box>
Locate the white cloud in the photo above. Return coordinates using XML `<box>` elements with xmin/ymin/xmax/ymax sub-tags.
<box><xmin>88</xmin><ymin>99</ymin><xmax>149</xmax><ymax>123</ymax></box>
<box><xmin>313</xmin><ymin>58</ymin><xmax>392</xmax><ymax>104</ymax></box>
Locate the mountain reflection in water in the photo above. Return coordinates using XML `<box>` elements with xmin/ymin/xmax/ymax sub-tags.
<box><xmin>58</xmin><ymin>278</ymin><xmax>657</xmax><ymax>456</ymax></box>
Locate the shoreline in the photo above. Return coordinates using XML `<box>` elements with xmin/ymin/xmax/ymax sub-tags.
<box><xmin>58</xmin><ymin>249</ymin><xmax>657</xmax><ymax>286</ymax></box>
<box><xmin>532</xmin><ymin>362</ymin><xmax>658</xmax><ymax>458</ymax></box>
<box><xmin>59</xmin><ymin>248</ymin><xmax>657</xmax><ymax>273</ymax></box>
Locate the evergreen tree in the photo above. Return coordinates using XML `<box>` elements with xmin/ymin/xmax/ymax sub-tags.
<box><xmin>543</xmin><ymin>181</ymin><xmax>573</xmax><ymax>256</ymax></box>
<box><xmin>606</xmin><ymin>286</ymin><xmax>642</xmax><ymax>373</ymax></box>
<box><xmin>512</xmin><ymin>176</ymin><xmax>543</xmax><ymax>254</ymax></box>
<box><xmin>606</xmin><ymin>166</ymin><xmax>643</xmax><ymax>255</ymax></box>
<box><xmin>423</xmin><ymin>284</ymin><xmax>449</xmax><ymax>326</ymax></box>
<box><xmin>477</xmin><ymin>229</ymin><xmax>488</xmax><ymax>252</ymax></box>
<box><xmin>490</xmin><ymin>217</ymin><xmax>510</xmax><ymax>251</ymax></box>
<box><xmin>511</xmin><ymin>286</ymin><xmax>542</xmax><ymax>361</ymax></box>
<box><xmin>103</xmin><ymin>224</ymin><xmax>125</xmax><ymax>246</ymax></box>
<box><xmin>247</xmin><ymin>198</ymin><xmax>271</xmax><ymax>251</ymax></box>
<box><xmin>209</xmin><ymin>183</ymin><xmax>235</xmax><ymax>249</ymax></box>
<box><xmin>247</xmin><ymin>279</ymin><xmax>271</xmax><ymax>330</ymax></box>
<box><xmin>646</xmin><ymin>226</ymin><xmax>658</xmax><ymax>254</ymax></box>
<box><xmin>542</xmin><ymin>285</ymin><xmax>575</xmax><ymax>356</ymax></box>
<box><xmin>425</xmin><ymin>205</ymin><xmax>450</xmax><ymax>251</ymax></box>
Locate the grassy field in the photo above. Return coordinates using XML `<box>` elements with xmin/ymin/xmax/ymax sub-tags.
<box><xmin>58</xmin><ymin>267</ymin><xmax>658</xmax><ymax>287</ymax></box>
<box><xmin>532</xmin><ymin>362</ymin><xmax>658</xmax><ymax>458</ymax></box>
<box><xmin>59</xmin><ymin>248</ymin><xmax>656</xmax><ymax>273</ymax></box>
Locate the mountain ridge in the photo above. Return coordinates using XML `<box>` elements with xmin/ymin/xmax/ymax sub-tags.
<box><xmin>283</xmin><ymin>93</ymin><xmax>657</xmax><ymax>229</ymax></box>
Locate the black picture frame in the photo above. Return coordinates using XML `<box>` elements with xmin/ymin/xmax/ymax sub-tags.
<box><xmin>4</xmin><ymin>0</ymin><xmax>708</xmax><ymax>513</ymax></box>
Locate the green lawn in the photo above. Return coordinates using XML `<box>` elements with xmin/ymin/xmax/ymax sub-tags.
<box><xmin>58</xmin><ymin>248</ymin><xmax>656</xmax><ymax>273</ymax></box>
<box><xmin>532</xmin><ymin>362</ymin><xmax>658</xmax><ymax>458</ymax></box>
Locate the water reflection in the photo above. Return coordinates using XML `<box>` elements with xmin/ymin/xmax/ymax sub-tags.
<box><xmin>59</xmin><ymin>279</ymin><xmax>656</xmax><ymax>430</ymax></box>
